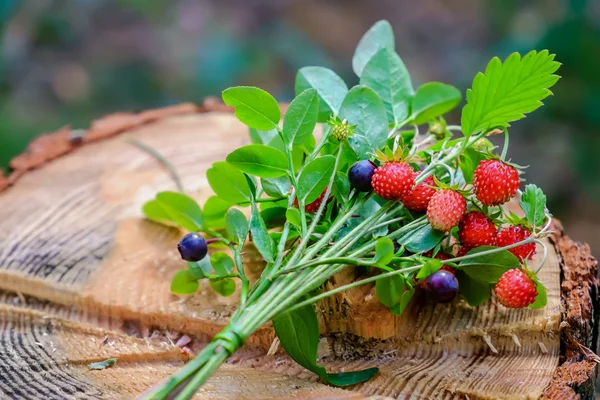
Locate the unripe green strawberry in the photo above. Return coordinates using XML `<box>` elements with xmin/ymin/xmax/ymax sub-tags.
<box><xmin>331</xmin><ymin>119</ymin><xmax>352</xmax><ymax>141</ymax></box>
<box><xmin>426</xmin><ymin>189</ymin><xmax>466</xmax><ymax>232</ymax></box>
<box><xmin>494</xmin><ymin>268</ymin><xmax>537</xmax><ymax>308</ymax></box>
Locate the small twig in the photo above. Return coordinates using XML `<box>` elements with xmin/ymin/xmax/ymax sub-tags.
<box><xmin>128</xmin><ymin>138</ymin><xmax>184</xmax><ymax>192</ymax></box>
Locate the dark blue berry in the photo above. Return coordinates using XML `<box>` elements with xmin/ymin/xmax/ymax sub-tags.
<box><xmin>426</xmin><ymin>270</ymin><xmax>458</xmax><ymax>303</ymax></box>
<box><xmin>348</xmin><ymin>160</ymin><xmax>377</xmax><ymax>192</ymax></box>
<box><xmin>177</xmin><ymin>233</ymin><xmax>208</xmax><ymax>262</ymax></box>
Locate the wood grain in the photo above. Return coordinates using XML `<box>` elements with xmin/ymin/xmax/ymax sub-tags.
<box><xmin>0</xmin><ymin>110</ymin><xmax>583</xmax><ymax>399</ymax></box>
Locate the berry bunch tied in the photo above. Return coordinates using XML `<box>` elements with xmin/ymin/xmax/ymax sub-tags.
<box><xmin>140</xmin><ymin>20</ymin><xmax>560</xmax><ymax>400</ymax></box>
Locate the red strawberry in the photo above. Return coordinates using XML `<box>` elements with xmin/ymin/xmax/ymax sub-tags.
<box><xmin>473</xmin><ymin>160</ymin><xmax>520</xmax><ymax>205</ymax></box>
<box><xmin>371</xmin><ymin>162</ymin><xmax>415</xmax><ymax>200</ymax></box>
<box><xmin>458</xmin><ymin>211</ymin><xmax>498</xmax><ymax>249</ymax></box>
<box><xmin>401</xmin><ymin>175</ymin><xmax>437</xmax><ymax>212</ymax></box>
<box><xmin>294</xmin><ymin>187</ymin><xmax>328</xmax><ymax>213</ymax></box>
<box><xmin>498</xmin><ymin>225</ymin><xmax>536</xmax><ymax>262</ymax></box>
<box><xmin>426</xmin><ymin>189</ymin><xmax>466</xmax><ymax>232</ymax></box>
<box><xmin>494</xmin><ymin>268</ymin><xmax>537</xmax><ymax>308</ymax></box>
<box><xmin>456</xmin><ymin>245</ymin><xmax>472</xmax><ymax>257</ymax></box>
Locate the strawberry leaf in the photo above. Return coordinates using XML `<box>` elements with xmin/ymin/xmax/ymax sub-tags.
<box><xmin>461</xmin><ymin>50</ymin><xmax>561</xmax><ymax>136</ymax></box>
<box><xmin>519</xmin><ymin>184</ymin><xmax>547</xmax><ymax>232</ymax></box>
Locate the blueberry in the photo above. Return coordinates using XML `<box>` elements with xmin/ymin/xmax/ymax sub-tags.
<box><xmin>348</xmin><ymin>160</ymin><xmax>377</xmax><ymax>192</ymax></box>
<box><xmin>177</xmin><ymin>233</ymin><xmax>208</xmax><ymax>262</ymax></box>
<box><xmin>426</xmin><ymin>270</ymin><xmax>459</xmax><ymax>303</ymax></box>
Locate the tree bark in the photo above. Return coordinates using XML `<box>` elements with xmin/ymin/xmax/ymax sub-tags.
<box><xmin>0</xmin><ymin>104</ymin><xmax>596</xmax><ymax>399</ymax></box>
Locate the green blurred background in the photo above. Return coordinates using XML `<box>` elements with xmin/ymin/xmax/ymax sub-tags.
<box><xmin>0</xmin><ymin>0</ymin><xmax>598</xmax><ymax>253</ymax></box>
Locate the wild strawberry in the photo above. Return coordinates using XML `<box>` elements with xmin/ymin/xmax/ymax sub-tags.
<box><xmin>494</xmin><ymin>268</ymin><xmax>537</xmax><ymax>308</ymax></box>
<box><xmin>371</xmin><ymin>162</ymin><xmax>415</xmax><ymax>200</ymax></box>
<box><xmin>458</xmin><ymin>211</ymin><xmax>498</xmax><ymax>249</ymax></box>
<box><xmin>294</xmin><ymin>187</ymin><xmax>328</xmax><ymax>213</ymax></box>
<box><xmin>473</xmin><ymin>159</ymin><xmax>520</xmax><ymax>205</ymax></box>
<box><xmin>498</xmin><ymin>225</ymin><xmax>536</xmax><ymax>262</ymax></box>
<box><xmin>401</xmin><ymin>175</ymin><xmax>437</xmax><ymax>212</ymax></box>
<box><xmin>426</xmin><ymin>189</ymin><xmax>466</xmax><ymax>232</ymax></box>
<box><xmin>455</xmin><ymin>245</ymin><xmax>471</xmax><ymax>257</ymax></box>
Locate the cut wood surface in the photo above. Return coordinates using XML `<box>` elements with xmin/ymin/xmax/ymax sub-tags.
<box><xmin>0</xmin><ymin>106</ymin><xmax>597</xmax><ymax>399</ymax></box>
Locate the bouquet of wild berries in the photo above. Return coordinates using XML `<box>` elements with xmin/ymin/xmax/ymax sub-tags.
<box><xmin>140</xmin><ymin>20</ymin><xmax>560</xmax><ymax>400</ymax></box>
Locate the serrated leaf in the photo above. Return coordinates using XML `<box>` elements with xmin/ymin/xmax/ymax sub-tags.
<box><xmin>225</xmin><ymin>208</ymin><xmax>248</xmax><ymax>245</ymax></box>
<box><xmin>209</xmin><ymin>278</ymin><xmax>236</xmax><ymax>296</ymax></box>
<box><xmin>273</xmin><ymin>304</ymin><xmax>378</xmax><ymax>387</ymax></box>
<box><xmin>226</xmin><ymin>144</ymin><xmax>289</xmax><ymax>178</ymax></box>
<box><xmin>519</xmin><ymin>184</ymin><xmax>547</xmax><ymax>231</ymax></box>
<box><xmin>352</xmin><ymin>20</ymin><xmax>395</xmax><ymax>77</ymax></box>
<box><xmin>171</xmin><ymin>270</ymin><xmax>199</xmax><ymax>295</ymax></box>
<box><xmin>410</xmin><ymin>82</ymin><xmax>462</xmax><ymax>125</ymax></box>
<box><xmin>283</xmin><ymin>89</ymin><xmax>319</xmax><ymax>146</ymax></box>
<box><xmin>461</xmin><ymin>50</ymin><xmax>561</xmax><ymax>136</ymax></box>
<box><xmin>455</xmin><ymin>270</ymin><xmax>491</xmax><ymax>307</ymax></box>
<box><xmin>376</xmin><ymin>274</ymin><xmax>406</xmax><ymax>308</ymax></box>
<box><xmin>207</xmin><ymin>162</ymin><xmax>252</xmax><ymax>204</ymax></box>
<box><xmin>249</xmin><ymin>202</ymin><xmax>275</xmax><ymax>262</ymax></box>
<box><xmin>374</xmin><ymin>237</ymin><xmax>395</xmax><ymax>265</ymax></box>
<box><xmin>297</xmin><ymin>156</ymin><xmax>336</xmax><ymax>204</ymax></box>
<box><xmin>398</xmin><ymin>223</ymin><xmax>445</xmax><ymax>253</ymax></box>
<box><xmin>360</xmin><ymin>48</ymin><xmax>413</xmax><ymax>124</ymax></box>
<box><xmin>295</xmin><ymin>67</ymin><xmax>348</xmax><ymax>122</ymax></box>
<box><xmin>339</xmin><ymin>86</ymin><xmax>388</xmax><ymax>159</ymax></box>
<box><xmin>222</xmin><ymin>86</ymin><xmax>280</xmax><ymax>131</ymax></box>
<box><xmin>459</xmin><ymin>246</ymin><xmax>521</xmax><ymax>283</ymax></box>
<box><xmin>88</xmin><ymin>358</ymin><xmax>117</xmax><ymax>370</ymax></box>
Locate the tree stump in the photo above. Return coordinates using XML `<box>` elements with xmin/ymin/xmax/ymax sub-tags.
<box><xmin>0</xmin><ymin>104</ymin><xmax>597</xmax><ymax>399</ymax></box>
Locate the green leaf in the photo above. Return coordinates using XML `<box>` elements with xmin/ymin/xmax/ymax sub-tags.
<box><xmin>297</xmin><ymin>156</ymin><xmax>336</xmax><ymax>204</ymax></box>
<box><xmin>286</xmin><ymin>208</ymin><xmax>302</xmax><ymax>228</ymax></box>
<box><xmin>250</xmin><ymin>202</ymin><xmax>275</xmax><ymax>262</ymax></box>
<box><xmin>210</xmin><ymin>252</ymin><xmax>234</xmax><ymax>276</ymax></box>
<box><xmin>203</xmin><ymin>196</ymin><xmax>231</xmax><ymax>229</ymax></box>
<box><xmin>529</xmin><ymin>278</ymin><xmax>547</xmax><ymax>309</ymax></box>
<box><xmin>459</xmin><ymin>247</ymin><xmax>521</xmax><ymax>283</ymax></box>
<box><xmin>283</xmin><ymin>89</ymin><xmax>319</xmax><ymax>146</ymax></box>
<box><xmin>374</xmin><ymin>237</ymin><xmax>395</xmax><ymax>265</ymax></box>
<box><xmin>210</xmin><ymin>278</ymin><xmax>236</xmax><ymax>296</ymax></box>
<box><xmin>352</xmin><ymin>20</ymin><xmax>395</xmax><ymax>77</ymax></box>
<box><xmin>339</xmin><ymin>86</ymin><xmax>388</xmax><ymax>159</ymax></box>
<box><xmin>249</xmin><ymin>128</ymin><xmax>285</xmax><ymax>151</ymax></box>
<box><xmin>170</xmin><ymin>270</ymin><xmax>199</xmax><ymax>295</ymax></box>
<box><xmin>410</xmin><ymin>82</ymin><xmax>462</xmax><ymax>125</ymax></box>
<box><xmin>155</xmin><ymin>192</ymin><xmax>203</xmax><ymax>231</ymax></box>
<box><xmin>398</xmin><ymin>223</ymin><xmax>444</xmax><ymax>253</ymax></box>
<box><xmin>226</xmin><ymin>144</ymin><xmax>289</xmax><ymax>178</ymax></box>
<box><xmin>142</xmin><ymin>200</ymin><xmax>173</xmax><ymax>226</ymax></box>
<box><xmin>360</xmin><ymin>48</ymin><xmax>414</xmax><ymax>124</ymax></box>
<box><xmin>295</xmin><ymin>67</ymin><xmax>348</xmax><ymax>122</ymax></box>
<box><xmin>376</xmin><ymin>274</ymin><xmax>407</xmax><ymax>308</ymax></box>
<box><xmin>416</xmin><ymin>259</ymin><xmax>443</xmax><ymax>280</ymax></box>
<box><xmin>225</xmin><ymin>208</ymin><xmax>248</xmax><ymax>245</ymax></box>
<box><xmin>273</xmin><ymin>304</ymin><xmax>379</xmax><ymax>386</ymax></box>
<box><xmin>459</xmin><ymin>148</ymin><xmax>488</xmax><ymax>184</ymax></box>
<box><xmin>88</xmin><ymin>358</ymin><xmax>117</xmax><ymax>370</ymax></box>
<box><xmin>222</xmin><ymin>86</ymin><xmax>281</xmax><ymax>131</ymax></box>
<box><xmin>188</xmin><ymin>259</ymin><xmax>211</xmax><ymax>280</ymax></box>
<box><xmin>455</xmin><ymin>270</ymin><xmax>491</xmax><ymax>307</ymax></box>
<box><xmin>261</xmin><ymin>176</ymin><xmax>291</xmax><ymax>198</ymax></box>
<box><xmin>261</xmin><ymin>207</ymin><xmax>287</xmax><ymax>228</ymax></box>
<box><xmin>461</xmin><ymin>50</ymin><xmax>561</xmax><ymax>136</ymax></box>
<box><xmin>332</xmin><ymin>172</ymin><xmax>351</xmax><ymax>203</ymax></box>
<box><xmin>389</xmin><ymin>286</ymin><xmax>415</xmax><ymax>316</ymax></box>
<box><xmin>519</xmin><ymin>184</ymin><xmax>547</xmax><ymax>230</ymax></box>
<box><xmin>207</xmin><ymin>162</ymin><xmax>252</xmax><ymax>204</ymax></box>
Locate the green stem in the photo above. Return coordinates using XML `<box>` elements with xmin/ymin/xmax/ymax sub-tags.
<box><xmin>500</xmin><ymin>128</ymin><xmax>509</xmax><ymax>161</ymax></box>
<box><xmin>231</xmin><ymin>247</ymin><xmax>248</xmax><ymax>304</ymax></box>
<box><xmin>173</xmin><ymin>344</ymin><xmax>232</xmax><ymax>400</ymax></box>
<box><xmin>275</xmin><ymin>257</ymin><xmax>391</xmax><ymax>277</ymax></box>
